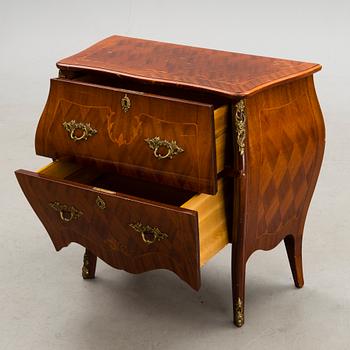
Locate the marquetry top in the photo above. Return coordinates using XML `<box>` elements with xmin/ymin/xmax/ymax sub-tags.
<box><xmin>57</xmin><ymin>35</ymin><xmax>321</xmax><ymax>97</ymax></box>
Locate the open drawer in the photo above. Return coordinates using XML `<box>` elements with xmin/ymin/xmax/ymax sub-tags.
<box><xmin>35</xmin><ymin>79</ymin><xmax>229</xmax><ymax>194</ymax></box>
<box><xmin>15</xmin><ymin>160</ymin><xmax>230</xmax><ymax>290</ymax></box>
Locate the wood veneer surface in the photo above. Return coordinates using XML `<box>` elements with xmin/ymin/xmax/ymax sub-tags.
<box><xmin>58</xmin><ymin>35</ymin><xmax>321</xmax><ymax>97</ymax></box>
<box><xmin>35</xmin><ymin>79</ymin><xmax>228</xmax><ymax>194</ymax></box>
<box><xmin>15</xmin><ymin>165</ymin><xmax>202</xmax><ymax>290</ymax></box>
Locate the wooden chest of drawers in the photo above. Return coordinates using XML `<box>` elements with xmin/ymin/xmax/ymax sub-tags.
<box><xmin>15</xmin><ymin>35</ymin><xmax>325</xmax><ymax>327</ymax></box>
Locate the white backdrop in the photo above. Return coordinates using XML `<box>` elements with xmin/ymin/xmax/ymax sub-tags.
<box><xmin>0</xmin><ymin>1</ymin><xmax>349</xmax><ymax>349</ymax></box>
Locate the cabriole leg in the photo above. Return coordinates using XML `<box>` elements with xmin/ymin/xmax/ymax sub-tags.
<box><xmin>232</xmin><ymin>245</ymin><xmax>246</xmax><ymax>327</ymax></box>
<box><xmin>284</xmin><ymin>234</ymin><xmax>304</xmax><ymax>288</ymax></box>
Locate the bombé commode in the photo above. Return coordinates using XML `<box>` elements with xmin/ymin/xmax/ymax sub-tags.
<box><xmin>15</xmin><ymin>35</ymin><xmax>325</xmax><ymax>327</ymax></box>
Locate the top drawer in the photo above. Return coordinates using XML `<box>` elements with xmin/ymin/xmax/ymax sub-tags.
<box><xmin>35</xmin><ymin>79</ymin><xmax>228</xmax><ymax>194</ymax></box>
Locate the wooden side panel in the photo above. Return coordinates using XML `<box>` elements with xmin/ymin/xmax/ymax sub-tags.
<box><xmin>230</xmin><ymin>76</ymin><xmax>325</xmax><ymax>326</ymax></box>
<box><xmin>182</xmin><ymin>179</ymin><xmax>229</xmax><ymax>266</ymax></box>
<box><xmin>243</xmin><ymin>76</ymin><xmax>326</xmax><ymax>258</ymax></box>
<box><xmin>15</xmin><ymin>170</ymin><xmax>201</xmax><ymax>290</ymax></box>
<box><xmin>35</xmin><ymin>79</ymin><xmax>217</xmax><ymax>194</ymax></box>
<box><xmin>214</xmin><ymin>105</ymin><xmax>229</xmax><ymax>173</ymax></box>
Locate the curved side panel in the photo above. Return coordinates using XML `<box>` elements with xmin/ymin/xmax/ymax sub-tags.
<box><xmin>244</xmin><ymin>76</ymin><xmax>325</xmax><ymax>258</ymax></box>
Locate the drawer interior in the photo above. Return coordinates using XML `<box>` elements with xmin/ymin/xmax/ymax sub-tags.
<box><xmin>67</xmin><ymin>71</ymin><xmax>230</xmax><ymax>108</ymax></box>
<box><xmin>38</xmin><ymin>160</ymin><xmax>230</xmax><ymax>266</ymax></box>
<box><xmin>39</xmin><ymin>160</ymin><xmax>195</xmax><ymax>206</ymax></box>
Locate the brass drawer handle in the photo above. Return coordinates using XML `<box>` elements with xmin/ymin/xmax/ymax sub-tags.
<box><xmin>144</xmin><ymin>136</ymin><xmax>184</xmax><ymax>160</ymax></box>
<box><xmin>121</xmin><ymin>94</ymin><xmax>131</xmax><ymax>112</ymax></box>
<box><xmin>49</xmin><ymin>201</ymin><xmax>83</xmax><ymax>222</ymax></box>
<box><xmin>129</xmin><ymin>222</ymin><xmax>168</xmax><ymax>244</ymax></box>
<box><xmin>62</xmin><ymin>120</ymin><xmax>97</xmax><ymax>141</ymax></box>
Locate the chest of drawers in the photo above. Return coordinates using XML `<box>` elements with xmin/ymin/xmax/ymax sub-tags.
<box><xmin>15</xmin><ymin>35</ymin><xmax>325</xmax><ymax>327</ymax></box>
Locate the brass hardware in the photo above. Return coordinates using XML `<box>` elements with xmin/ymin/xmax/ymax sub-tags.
<box><xmin>234</xmin><ymin>297</ymin><xmax>244</xmax><ymax>327</ymax></box>
<box><xmin>144</xmin><ymin>136</ymin><xmax>184</xmax><ymax>160</ymax></box>
<box><xmin>129</xmin><ymin>222</ymin><xmax>168</xmax><ymax>244</ymax></box>
<box><xmin>96</xmin><ymin>195</ymin><xmax>106</xmax><ymax>210</ymax></box>
<box><xmin>234</xmin><ymin>100</ymin><xmax>247</xmax><ymax>156</ymax></box>
<box><xmin>121</xmin><ymin>94</ymin><xmax>131</xmax><ymax>112</ymax></box>
<box><xmin>49</xmin><ymin>201</ymin><xmax>83</xmax><ymax>222</ymax></box>
<box><xmin>62</xmin><ymin>120</ymin><xmax>97</xmax><ymax>141</ymax></box>
<box><xmin>82</xmin><ymin>252</ymin><xmax>90</xmax><ymax>279</ymax></box>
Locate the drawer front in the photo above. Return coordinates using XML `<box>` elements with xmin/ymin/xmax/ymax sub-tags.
<box><xmin>15</xmin><ymin>169</ymin><xmax>201</xmax><ymax>290</ymax></box>
<box><xmin>35</xmin><ymin>79</ymin><xmax>217</xmax><ymax>194</ymax></box>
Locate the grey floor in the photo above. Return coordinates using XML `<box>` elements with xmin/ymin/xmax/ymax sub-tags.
<box><xmin>1</xmin><ymin>1</ymin><xmax>349</xmax><ymax>349</ymax></box>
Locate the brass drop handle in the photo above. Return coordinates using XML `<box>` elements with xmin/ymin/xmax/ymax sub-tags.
<box><xmin>129</xmin><ymin>222</ymin><xmax>168</xmax><ymax>244</ymax></box>
<box><xmin>144</xmin><ymin>136</ymin><xmax>184</xmax><ymax>160</ymax></box>
<box><xmin>49</xmin><ymin>202</ymin><xmax>83</xmax><ymax>222</ymax></box>
<box><xmin>62</xmin><ymin>120</ymin><xmax>97</xmax><ymax>141</ymax></box>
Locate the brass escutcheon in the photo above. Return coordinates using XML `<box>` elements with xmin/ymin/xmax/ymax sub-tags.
<box><xmin>62</xmin><ymin>120</ymin><xmax>97</xmax><ymax>141</ymax></box>
<box><xmin>129</xmin><ymin>222</ymin><xmax>168</xmax><ymax>244</ymax></box>
<box><xmin>49</xmin><ymin>201</ymin><xmax>83</xmax><ymax>222</ymax></box>
<box><xmin>121</xmin><ymin>94</ymin><xmax>131</xmax><ymax>112</ymax></box>
<box><xmin>144</xmin><ymin>136</ymin><xmax>184</xmax><ymax>160</ymax></box>
<box><xmin>96</xmin><ymin>195</ymin><xmax>106</xmax><ymax>210</ymax></box>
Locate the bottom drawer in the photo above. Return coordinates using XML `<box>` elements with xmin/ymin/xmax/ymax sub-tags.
<box><xmin>15</xmin><ymin>160</ymin><xmax>229</xmax><ymax>290</ymax></box>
